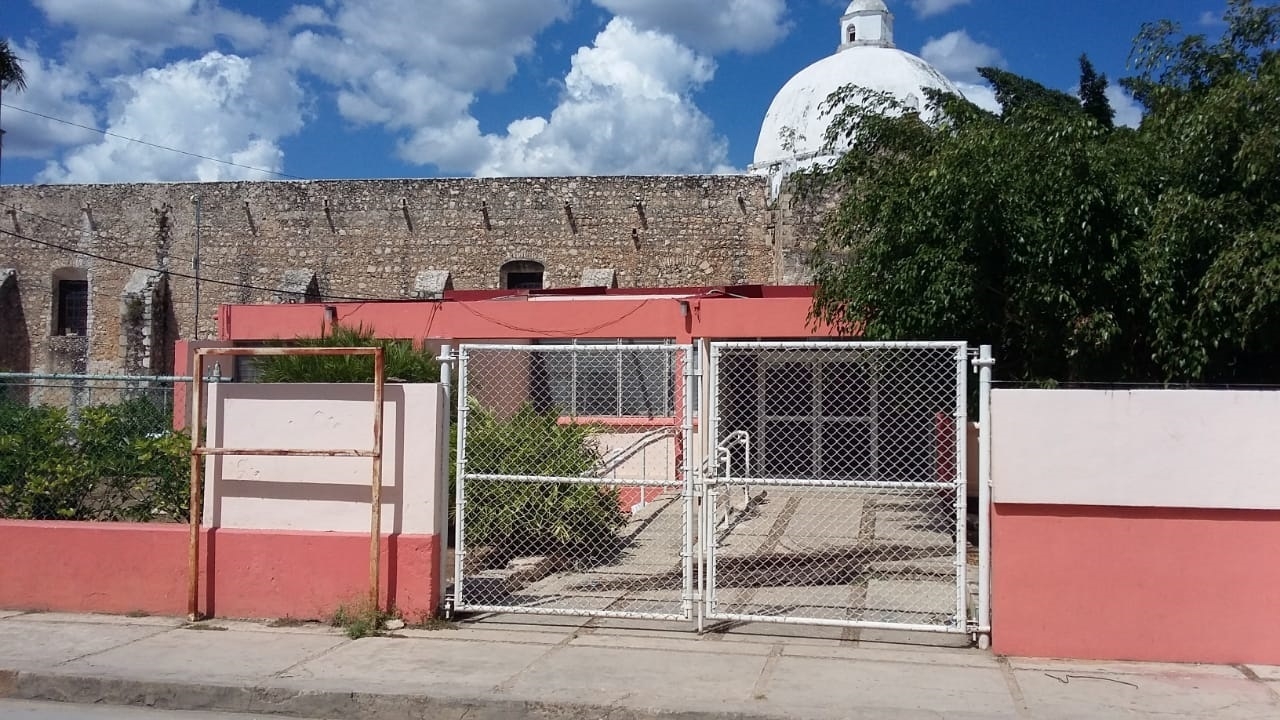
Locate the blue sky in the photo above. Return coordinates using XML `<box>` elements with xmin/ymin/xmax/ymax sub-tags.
<box><xmin>0</xmin><ymin>1</ymin><xmax>1225</xmax><ymax>185</ymax></box>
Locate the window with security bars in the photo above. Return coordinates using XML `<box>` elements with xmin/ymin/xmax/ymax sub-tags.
<box><xmin>56</xmin><ymin>280</ymin><xmax>89</xmax><ymax>336</ymax></box>
<box><xmin>716</xmin><ymin>347</ymin><xmax>955</xmax><ymax>483</ymax></box>
<box><xmin>532</xmin><ymin>340</ymin><xmax>675</xmax><ymax>418</ymax></box>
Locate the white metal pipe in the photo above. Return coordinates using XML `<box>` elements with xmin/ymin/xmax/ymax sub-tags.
<box><xmin>438</xmin><ymin>344</ymin><xmax>453</xmax><ymax>612</ymax></box>
<box><xmin>681</xmin><ymin>348</ymin><xmax>695</xmax><ymax>620</ymax></box>
<box><xmin>954</xmin><ymin>345</ymin><xmax>969</xmax><ymax>630</ymax></box>
<box><xmin>455</xmin><ymin>605</ymin><xmax>687</xmax><ymax>622</ymax></box>
<box><xmin>717</xmin><ymin>476</ymin><xmax>957</xmax><ymax>490</ymax></box>
<box><xmin>458</xmin><ymin>343</ymin><xmax>685</xmax><ymax>353</ymax></box>
<box><xmin>452</xmin><ymin>347</ymin><xmax>469</xmax><ymax>610</ymax></box>
<box><xmin>975</xmin><ymin>344</ymin><xmax>995</xmax><ymax>647</ymax></box>
<box><xmin>700</xmin><ymin>613</ymin><xmax>971</xmax><ymax>634</ymax></box>
<box><xmin>466</xmin><ymin>473</ymin><xmax>676</xmax><ymax>487</ymax></box>
<box><xmin>708</xmin><ymin>340</ymin><xmax>968</xmax><ymax>351</ymax></box>
<box><xmin>596</xmin><ymin>427</ymin><xmax>676</xmax><ymax>473</ymax></box>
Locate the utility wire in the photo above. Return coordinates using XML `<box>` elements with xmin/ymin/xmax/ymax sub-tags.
<box><xmin>0</xmin><ymin>226</ymin><xmax>399</xmax><ymax>303</ymax></box>
<box><xmin>1</xmin><ymin>103</ymin><xmax>307</xmax><ymax>181</ymax></box>
<box><xmin>2</xmin><ymin>199</ymin><xmax>265</xmax><ymax>278</ymax></box>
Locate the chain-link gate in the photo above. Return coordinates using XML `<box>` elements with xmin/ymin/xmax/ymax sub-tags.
<box><xmin>702</xmin><ymin>342</ymin><xmax>971</xmax><ymax>633</ymax></box>
<box><xmin>452</xmin><ymin>344</ymin><xmax>696</xmax><ymax>621</ymax></box>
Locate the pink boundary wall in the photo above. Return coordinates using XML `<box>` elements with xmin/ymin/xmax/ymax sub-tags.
<box><xmin>0</xmin><ymin>521</ymin><xmax>441</xmax><ymax>622</ymax></box>
<box><xmin>990</xmin><ymin>389</ymin><xmax>1280</xmax><ymax>665</ymax></box>
<box><xmin>993</xmin><ymin>505</ymin><xmax>1280</xmax><ymax>665</ymax></box>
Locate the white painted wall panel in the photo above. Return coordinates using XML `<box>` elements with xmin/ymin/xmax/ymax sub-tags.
<box><xmin>992</xmin><ymin>389</ymin><xmax>1280</xmax><ymax>509</ymax></box>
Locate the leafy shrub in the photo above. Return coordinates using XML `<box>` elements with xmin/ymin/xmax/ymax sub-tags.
<box><xmin>0</xmin><ymin>401</ymin><xmax>86</xmax><ymax>519</ymax></box>
<box><xmin>0</xmin><ymin>393</ymin><xmax>189</xmax><ymax>522</ymax></box>
<box><xmin>459</xmin><ymin>404</ymin><xmax>622</xmax><ymax>557</ymax></box>
<box><xmin>255</xmin><ymin>324</ymin><xmax>439</xmax><ymax>383</ymax></box>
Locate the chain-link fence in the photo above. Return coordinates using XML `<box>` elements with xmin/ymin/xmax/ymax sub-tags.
<box><xmin>704</xmin><ymin>342</ymin><xmax>969</xmax><ymax>631</ymax></box>
<box><xmin>454</xmin><ymin>344</ymin><xmax>694</xmax><ymax>620</ymax></box>
<box><xmin>0</xmin><ymin>374</ymin><xmax>189</xmax><ymax>523</ymax></box>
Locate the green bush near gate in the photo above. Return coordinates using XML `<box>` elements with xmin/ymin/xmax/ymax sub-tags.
<box><xmin>254</xmin><ymin>324</ymin><xmax>440</xmax><ymax>384</ymax></box>
<box><xmin>459</xmin><ymin>403</ymin><xmax>623</xmax><ymax>559</ymax></box>
<box><xmin>0</xmin><ymin>392</ymin><xmax>189</xmax><ymax>522</ymax></box>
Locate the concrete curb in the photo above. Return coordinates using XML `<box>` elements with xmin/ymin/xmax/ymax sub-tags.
<box><xmin>0</xmin><ymin>670</ymin><xmax>786</xmax><ymax>720</ymax></box>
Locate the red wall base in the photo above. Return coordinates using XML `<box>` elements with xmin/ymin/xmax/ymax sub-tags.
<box><xmin>0</xmin><ymin>521</ymin><xmax>441</xmax><ymax>623</ymax></box>
<box><xmin>993</xmin><ymin>504</ymin><xmax>1280</xmax><ymax>665</ymax></box>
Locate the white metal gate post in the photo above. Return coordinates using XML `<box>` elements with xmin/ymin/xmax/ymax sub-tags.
<box><xmin>953</xmin><ymin>344</ymin><xmax>969</xmax><ymax>631</ymax></box>
<box><xmin>438</xmin><ymin>344</ymin><xmax>454</xmax><ymax>614</ymax></box>
<box><xmin>681</xmin><ymin>346</ymin><xmax>697</xmax><ymax>624</ymax></box>
<box><xmin>449</xmin><ymin>345</ymin><xmax>470</xmax><ymax>618</ymax></box>
<box><xmin>973</xmin><ymin>344</ymin><xmax>995</xmax><ymax>648</ymax></box>
<box><xmin>701</xmin><ymin>342</ymin><xmax>722</xmax><ymax>627</ymax></box>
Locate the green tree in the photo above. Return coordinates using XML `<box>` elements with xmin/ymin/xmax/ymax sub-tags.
<box><xmin>1123</xmin><ymin>0</ymin><xmax>1280</xmax><ymax>381</ymax></box>
<box><xmin>806</xmin><ymin>70</ymin><xmax>1146</xmax><ymax>383</ymax></box>
<box><xmin>0</xmin><ymin>39</ymin><xmax>28</xmax><ymax>176</ymax></box>
<box><xmin>1078</xmin><ymin>55</ymin><xmax>1116</xmax><ymax>129</ymax></box>
<box><xmin>0</xmin><ymin>40</ymin><xmax>24</xmax><ymax>92</ymax></box>
<box><xmin>806</xmin><ymin>0</ymin><xmax>1278</xmax><ymax>385</ymax></box>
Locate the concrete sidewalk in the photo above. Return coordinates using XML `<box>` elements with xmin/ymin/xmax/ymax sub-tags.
<box><xmin>1</xmin><ymin>610</ymin><xmax>1277</xmax><ymax>720</ymax></box>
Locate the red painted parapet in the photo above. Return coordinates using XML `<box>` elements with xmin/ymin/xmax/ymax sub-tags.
<box><xmin>0</xmin><ymin>521</ymin><xmax>441</xmax><ymax>622</ymax></box>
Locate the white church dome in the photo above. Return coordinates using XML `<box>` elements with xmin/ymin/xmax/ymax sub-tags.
<box><xmin>751</xmin><ymin>1</ymin><xmax>959</xmax><ymax>189</ymax></box>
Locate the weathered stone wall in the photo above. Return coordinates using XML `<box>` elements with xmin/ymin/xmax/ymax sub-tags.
<box><xmin>0</xmin><ymin>174</ymin><xmax>805</xmax><ymax>374</ymax></box>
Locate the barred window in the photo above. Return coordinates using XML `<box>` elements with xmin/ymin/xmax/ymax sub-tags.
<box><xmin>52</xmin><ymin>268</ymin><xmax>89</xmax><ymax>337</ymax></box>
<box><xmin>533</xmin><ymin>340</ymin><xmax>675</xmax><ymax>418</ymax></box>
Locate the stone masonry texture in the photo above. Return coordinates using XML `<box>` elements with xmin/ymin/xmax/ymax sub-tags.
<box><xmin>0</xmin><ymin>175</ymin><xmax>820</xmax><ymax>374</ymax></box>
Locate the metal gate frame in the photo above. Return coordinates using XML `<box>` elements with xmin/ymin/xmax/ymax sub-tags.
<box><xmin>700</xmin><ymin>341</ymin><xmax>975</xmax><ymax>635</ymax></box>
<box><xmin>449</xmin><ymin>341</ymin><xmax>994</xmax><ymax>646</ymax></box>
<box><xmin>452</xmin><ymin>343</ymin><xmax>697</xmax><ymax>622</ymax></box>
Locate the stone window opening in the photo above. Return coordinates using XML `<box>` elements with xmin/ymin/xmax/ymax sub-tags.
<box><xmin>52</xmin><ymin>268</ymin><xmax>89</xmax><ymax>337</ymax></box>
<box><xmin>501</xmin><ymin>260</ymin><xmax>545</xmax><ymax>290</ymax></box>
<box><xmin>847</xmin><ymin>26</ymin><xmax>856</xmax><ymax>43</ymax></box>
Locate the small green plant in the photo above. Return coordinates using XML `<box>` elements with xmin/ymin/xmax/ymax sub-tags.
<box><xmin>256</xmin><ymin>323</ymin><xmax>440</xmax><ymax>384</ymax></box>
<box><xmin>409</xmin><ymin>616</ymin><xmax>457</xmax><ymax>632</ymax></box>
<box><xmin>331</xmin><ymin>602</ymin><xmax>395</xmax><ymax>639</ymax></box>
<box><xmin>460</xmin><ymin>404</ymin><xmax>622</xmax><ymax>559</ymax></box>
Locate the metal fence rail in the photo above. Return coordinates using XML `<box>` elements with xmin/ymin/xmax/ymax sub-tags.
<box><xmin>453</xmin><ymin>344</ymin><xmax>695</xmax><ymax>621</ymax></box>
<box><xmin>703</xmin><ymin>342</ymin><xmax>970</xmax><ymax>632</ymax></box>
<box><xmin>0</xmin><ymin>372</ymin><xmax>187</xmax><ymax>522</ymax></box>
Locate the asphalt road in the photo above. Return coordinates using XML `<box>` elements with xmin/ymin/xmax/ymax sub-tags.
<box><xmin>0</xmin><ymin>700</ymin><xmax>322</xmax><ymax>719</ymax></box>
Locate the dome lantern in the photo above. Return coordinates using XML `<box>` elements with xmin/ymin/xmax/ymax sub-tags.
<box><xmin>840</xmin><ymin>0</ymin><xmax>894</xmax><ymax>50</ymax></box>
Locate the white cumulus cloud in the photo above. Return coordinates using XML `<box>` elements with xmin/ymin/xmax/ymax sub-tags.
<box><xmin>38</xmin><ymin>52</ymin><xmax>304</xmax><ymax>183</ymax></box>
<box><xmin>920</xmin><ymin>30</ymin><xmax>1005</xmax><ymax>84</ymax></box>
<box><xmin>0</xmin><ymin>43</ymin><xmax>99</xmax><ymax>159</ymax></box>
<box><xmin>909</xmin><ymin>0</ymin><xmax>972</xmax><ymax>18</ymax></box>
<box><xmin>918</xmin><ymin>30</ymin><xmax>1004</xmax><ymax>113</ymax></box>
<box><xmin>591</xmin><ymin>0</ymin><xmax>790</xmax><ymax>54</ymax></box>
<box><xmin>1106</xmin><ymin>85</ymin><xmax>1143</xmax><ymax>128</ymax></box>
<box><xmin>473</xmin><ymin>18</ymin><xmax>731</xmax><ymax>176</ymax></box>
<box><xmin>32</xmin><ymin>0</ymin><xmax>270</xmax><ymax>71</ymax></box>
<box><xmin>287</xmin><ymin>0</ymin><xmax>572</xmax><ymax>172</ymax></box>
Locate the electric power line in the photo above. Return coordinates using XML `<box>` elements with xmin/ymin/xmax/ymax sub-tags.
<box><xmin>0</xmin><ymin>225</ymin><xmax>400</xmax><ymax>303</ymax></box>
<box><xmin>1</xmin><ymin>199</ymin><xmax>289</xmax><ymax>279</ymax></box>
<box><xmin>1</xmin><ymin>103</ymin><xmax>307</xmax><ymax>181</ymax></box>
